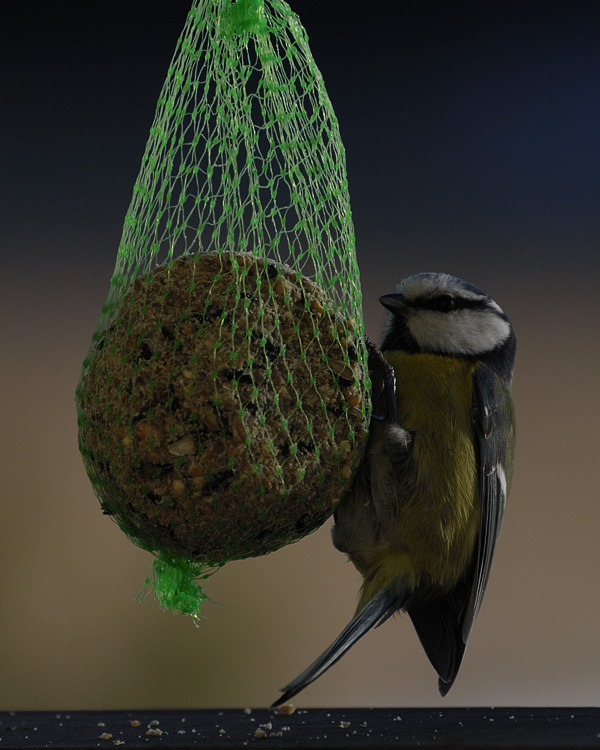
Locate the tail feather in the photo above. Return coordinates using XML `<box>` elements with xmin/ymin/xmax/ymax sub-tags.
<box><xmin>271</xmin><ymin>588</ymin><xmax>407</xmax><ymax>708</ymax></box>
<box><xmin>408</xmin><ymin>582</ymin><xmax>470</xmax><ymax>696</ymax></box>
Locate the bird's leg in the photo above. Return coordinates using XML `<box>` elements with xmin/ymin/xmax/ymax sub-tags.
<box><xmin>365</xmin><ymin>336</ymin><xmax>398</xmax><ymax>425</ymax></box>
<box><xmin>365</xmin><ymin>337</ymin><xmax>412</xmax><ymax>452</ymax></box>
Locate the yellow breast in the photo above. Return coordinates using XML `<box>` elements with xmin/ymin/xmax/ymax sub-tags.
<box><xmin>380</xmin><ymin>351</ymin><xmax>480</xmax><ymax>590</ymax></box>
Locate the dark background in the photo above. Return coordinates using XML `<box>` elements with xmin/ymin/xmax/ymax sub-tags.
<box><xmin>1</xmin><ymin>1</ymin><xmax>599</xmax><ymax>708</ymax></box>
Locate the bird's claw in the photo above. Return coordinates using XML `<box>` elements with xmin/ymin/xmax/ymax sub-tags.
<box><xmin>365</xmin><ymin>336</ymin><xmax>398</xmax><ymax>426</ymax></box>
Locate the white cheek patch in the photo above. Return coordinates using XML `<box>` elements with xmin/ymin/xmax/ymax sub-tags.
<box><xmin>409</xmin><ymin>309</ymin><xmax>511</xmax><ymax>355</ymax></box>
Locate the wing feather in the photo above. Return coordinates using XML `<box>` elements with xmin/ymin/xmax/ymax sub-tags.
<box><xmin>463</xmin><ymin>364</ymin><xmax>513</xmax><ymax>642</ymax></box>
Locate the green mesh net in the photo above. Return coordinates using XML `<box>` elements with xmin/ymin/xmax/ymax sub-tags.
<box><xmin>76</xmin><ymin>0</ymin><xmax>370</xmax><ymax>619</ymax></box>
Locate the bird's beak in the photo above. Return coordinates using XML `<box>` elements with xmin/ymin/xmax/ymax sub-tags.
<box><xmin>379</xmin><ymin>293</ymin><xmax>406</xmax><ymax>314</ymax></box>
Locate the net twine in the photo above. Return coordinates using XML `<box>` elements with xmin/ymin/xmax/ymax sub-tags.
<box><xmin>76</xmin><ymin>0</ymin><xmax>369</xmax><ymax>619</ymax></box>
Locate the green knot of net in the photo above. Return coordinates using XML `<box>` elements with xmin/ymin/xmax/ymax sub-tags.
<box><xmin>76</xmin><ymin>0</ymin><xmax>370</xmax><ymax>619</ymax></box>
<box><xmin>138</xmin><ymin>556</ymin><xmax>213</xmax><ymax>622</ymax></box>
<box><xmin>219</xmin><ymin>0</ymin><xmax>267</xmax><ymax>38</ymax></box>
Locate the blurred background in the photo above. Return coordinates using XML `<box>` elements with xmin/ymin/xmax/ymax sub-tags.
<box><xmin>2</xmin><ymin>0</ymin><xmax>599</xmax><ymax>709</ymax></box>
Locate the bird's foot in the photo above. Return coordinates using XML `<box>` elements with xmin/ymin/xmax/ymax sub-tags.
<box><xmin>365</xmin><ymin>336</ymin><xmax>398</xmax><ymax>425</ymax></box>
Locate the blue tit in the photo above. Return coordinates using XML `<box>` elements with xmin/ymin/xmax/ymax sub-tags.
<box><xmin>272</xmin><ymin>272</ymin><xmax>516</xmax><ymax>705</ymax></box>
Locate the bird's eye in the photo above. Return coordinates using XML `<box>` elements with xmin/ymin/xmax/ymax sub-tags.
<box><xmin>433</xmin><ymin>294</ymin><xmax>456</xmax><ymax>312</ymax></box>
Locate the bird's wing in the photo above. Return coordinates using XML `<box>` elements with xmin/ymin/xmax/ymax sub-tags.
<box><xmin>463</xmin><ymin>363</ymin><xmax>512</xmax><ymax>641</ymax></box>
<box><xmin>271</xmin><ymin>588</ymin><xmax>408</xmax><ymax>708</ymax></box>
<box><xmin>410</xmin><ymin>363</ymin><xmax>512</xmax><ymax>695</ymax></box>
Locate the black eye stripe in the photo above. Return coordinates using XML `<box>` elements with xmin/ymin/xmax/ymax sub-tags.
<box><xmin>433</xmin><ymin>294</ymin><xmax>455</xmax><ymax>311</ymax></box>
<box><xmin>411</xmin><ymin>295</ymin><xmax>488</xmax><ymax>312</ymax></box>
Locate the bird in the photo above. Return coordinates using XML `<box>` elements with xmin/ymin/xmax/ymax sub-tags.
<box><xmin>272</xmin><ymin>272</ymin><xmax>516</xmax><ymax>706</ymax></box>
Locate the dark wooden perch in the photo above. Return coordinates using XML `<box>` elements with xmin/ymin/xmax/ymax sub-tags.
<box><xmin>1</xmin><ymin>708</ymin><xmax>598</xmax><ymax>749</ymax></box>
